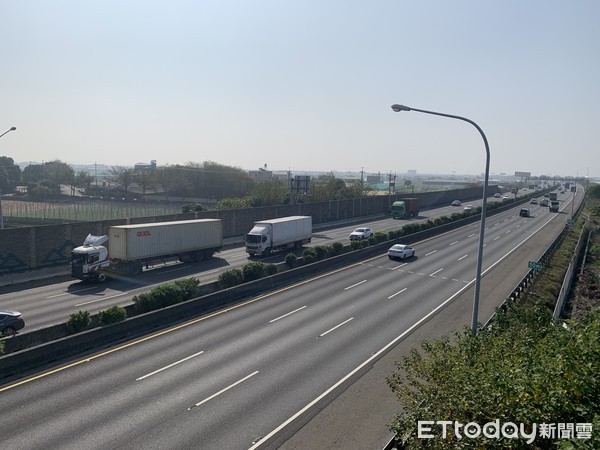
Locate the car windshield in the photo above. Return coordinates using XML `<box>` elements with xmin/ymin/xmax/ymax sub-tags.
<box><xmin>354</xmin><ymin>228</ymin><xmax>366</xmax><ymax>232</ymax></box>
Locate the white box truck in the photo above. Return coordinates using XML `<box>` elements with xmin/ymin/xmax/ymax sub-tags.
<box><xmin>71</xmin><ymin>219</ymin><xmax>223</xmax><ymax>282</ymax></box>
<box><xmin>245</xmin><ymin>216</ymin><xmax>312</xmax><ymax>256</ymax></box>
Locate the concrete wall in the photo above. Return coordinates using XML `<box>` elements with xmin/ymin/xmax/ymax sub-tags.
<box><xmin>0</xmin><ymin>186</ymin><xmax>499</xmax><ymax>275</ymax></box>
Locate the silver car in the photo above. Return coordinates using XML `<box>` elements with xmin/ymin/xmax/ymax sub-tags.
<box><xmin>349</xmin><ymin>227</ymin><xmax>374</xmax><ymax>240</ymax></box>
<box><xmin>388</xmin><ymin>244</ymin><xmax>415</xmax><ymax>260</ymax></box>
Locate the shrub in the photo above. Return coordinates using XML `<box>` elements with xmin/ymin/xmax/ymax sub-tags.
<box><xmin>450</xmin><ymin>213</ymin><xmax>463</xmax><ymax>221</ymax></box>
<box><xmin>242</xmin><ymin>262</ymin><xmax>267</xmax><ymax>282</ymax></box>
<box><xmin>133</xmin><ymin>278</ymin><xmax>200</xmax><ymax>313</ymax></box>
<box><xmin>265</xmin><ymin>263</ymin><xmax>278</xmax><ymax>276</ymax></box>
<box><xmin>350</xmin><ymin>240</ymin><xmax>362</xmax><ymax>250</ymax></box>
<box><xmin>330</xmin><ymin>241</ymin><xmax>344</xmax><ymax>256</ymax></box>
<box><xmin>218</xmin><ymin>268</ymin><xmax>244</xmax><ymax>289</ymax></box>
<box><xmin>303</xmin><ymin>248</ymin><xmax>317</xmax><ymax>263</ymax></box>
<box><xmin>285</xmin><ymin>253</ymin><xmax>298</xmax><ymax>268</ymax></box>
<box><xmin>67</xmin><ymin>310</ymin><xmax>91</xmax><ymax>334</ymax></box>
<box><xmin>367</xmin><ymin>236</ymin><xmax>376</xmax><ymax>246</ymax></box>
<box><xmin>313</xmin><ymin>245</ymin><xmax>329</xmax><ymax>260</ymax></box>
<box><xmin>374</xmin><ymin>231</ymin><xmax>388</xmax><ymax>243</ymax></box>
<box><xmin>99</xmin><ymin>305</ymin><xmax>127</xmax><ymax>325</ymax></box>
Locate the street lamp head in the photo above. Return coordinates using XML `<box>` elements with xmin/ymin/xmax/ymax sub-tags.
<box><xmin>391</xmin><ymin>104</ymin><xmax>411</xmax><ymax>112</ymax></box>
<box><xmin>10</xmin><ymin>127</ymin><xmax>16</xmax><ymax>131</ymax></box>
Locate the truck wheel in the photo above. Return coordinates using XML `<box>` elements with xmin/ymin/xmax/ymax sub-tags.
<box><xmin>2</xmin><ymin>326</ymin><xmax>16</xmax><ymax>337</ymax></box>
<box><xmin>96</xmin><ymin>273</ymin><xmax>107</xmax><ymax>283</ymax></box>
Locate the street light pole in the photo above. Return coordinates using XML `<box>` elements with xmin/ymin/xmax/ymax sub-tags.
<box><xmin>391</xmin><ymin>104</ymin><xmax>490</xmax><ymax>336</ymax></box>
<box><xmin>0</xmin><ymin>127</ymin><xmax>17</xmax><ymax>229</ymax></box>
<box><xmin>0</xmin><ymin>126</ymin><xmax>16</xmax><ymax>139</ymax></box>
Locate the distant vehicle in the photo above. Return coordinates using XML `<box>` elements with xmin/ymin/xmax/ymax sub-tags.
<box><xmin>530</xmin><ymin>198</ymin><xmax>538</xmax><ymax>204</ymax></box>
<box><xmin>349</xmin><ymin>227</ymin><xmax>374</xmax><ymax>240</ymax></box>
<box><xmin>246</xmin><ymin>216</ymin><xmax>312</xmax><ymax>256</ymax></box>
<box><xmin>540</xmin><ymin>198</ymin><xmax>549</xmax><ymax>207</ymax></box>
<box><xmin>519</xmin><ymin>208</ymin><xmax>530</xmax><ymax>218</ymax></box>
<box><xmin>0</xmin><ymin>310</ymin><xmax>25</xmax><ymax>336</ymax></box>
<box><xmin>451</xmin><ymin>200</ymin><xmax>462</xmax><ymax>206</ymax></box>
<box><xmin>544</xmin><ymin>193</ymin><xmax>550</xmax><ymax>198</ymax></box>
<box><xmin>570</xmin><ymin>185</ymin><xmax>576</xmax><ymax>192</ymax></box>
<box><xmin>549</xmin><ymin>192</ymin><xmax>558</xmax><ymax>201</ymax></box>
<box><xmin>493</xmin><ymin>193</ymin><xmax>501</xmax><ymax>198</ymax></box>
<box><xmin>463</xmin><ymin>205</ymin><xmax>473</xmax><ymax>212</ymax></box>
<box><xmin>549</xmin><ymin>201</ymin><xmax>560</xmax><ymax>213</ymax></box>
<box><xmin>388</xmin><ymin>244</ymin><xmax>415</xmax><ymax>260</ymax></box>
<box><xmin>510</xmin><ymin>187</ymin><xmax>518</xmax><ymax>194</ymax></box>
<box><xmin>391</xmin><ymin>198</ymin><xmax>420</xmax><ymax>219</ymax></box>
<box><xmin>502</xmin><ymin>195</ymin><xmax>510</xmax><ymax>201</ymax></box>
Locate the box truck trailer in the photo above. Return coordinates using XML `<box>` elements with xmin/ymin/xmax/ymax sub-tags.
<box><xmin>391</xmin><ymin>198</ymin><xmax>420</xmax><ymax>219</ymax></box>
<box><xmin>245</xmin><ymin>216</ymin><xmax>312</xmax><ymax>256</ymax></box>
<box><xmin>71</xmin><ymin>219</ymin><xmax>223</xmax><ymax>282</ymax></box>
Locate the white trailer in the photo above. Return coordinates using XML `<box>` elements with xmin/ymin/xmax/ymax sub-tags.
<box><xmin>245</xmin><ymin>216</ymin><xmax>312</xmax><ymax>256</ymax></box>
<box><xmin>71</xmin><ymin>219</ymin><xmax>223</xmax><ymax>281</ymax></box>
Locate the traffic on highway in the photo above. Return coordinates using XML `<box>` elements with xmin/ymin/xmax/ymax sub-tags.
<box><xmin>0</xmin><ymin>187</ymin><xmax>582</xmax><ymax>449</ymax></box>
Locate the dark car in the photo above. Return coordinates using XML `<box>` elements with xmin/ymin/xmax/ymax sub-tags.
<box><xmin>0</xmin><ymin>310</ymin><xmax>25</xmax><ymax>336</ymax></box>
<box><xmin>519</xmin><ymin>208</ymin><xmax>530</xmax><ymax>218</ymax></box>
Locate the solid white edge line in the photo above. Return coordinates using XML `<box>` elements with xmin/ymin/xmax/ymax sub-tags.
<box><xmin>190</xmin><ymin>371</ymin><xmax>259</xmax><ymax>409</ymax></box>
<box><xmin>249</xmin><ymin>210</ymin><xmax>562</xmax><ymax>449</ymax></box>
<box><xmin>320</xmin><ymin>318</ymin><xmax>354</xmax><ymax>337</ymax></box>
<box><xmin>137</xmin><ymin>351</ymin><xmax>205</xmax><ymax>381</ymax></box>
<box><xmin>269</xmin><ymin>306</ymin><xmax>307</xmax><ymax>323</ymax></box>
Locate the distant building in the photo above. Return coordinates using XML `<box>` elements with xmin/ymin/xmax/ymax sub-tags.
<box><xmin>366</xmin><ymin>174</ymin><xmax>382</xmax><ymax>184</ymax></box>
<box><xmin>249</xmin><ymin>164</ymin><xmax>273</xmax><ymax>181</ymax></box>
<box><xmin>135</xmin><ymin>160</ymin><xmax>157</xmax><ymax>170</ymax></box>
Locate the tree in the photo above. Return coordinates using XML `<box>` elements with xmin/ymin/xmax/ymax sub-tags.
<box><xmin>109</xmin><ymin>166</ymin><xmax>135</xmax><ymax>196</ymax></box>
<box><xmin>74</xmin><ymin>170</ymin><xmax>94</xmax><ymax>195</ymax></box>
<box><xmin>387</xmin><ymin>304</ymin><xmax>600</xmax><ymax>449</ymax></box>
<box><xmin>249</xmin><ymin>179</ymin><xmax>289</xmax><ymax>206</ymax></box>
<box><xmin>44</xmin><ymin>160</ymin><xmax>75</xmax><ymax>196</ymax></box>
<box><xmin>132</xmin><ymin>167</ymin><xmax>157</xmax><ymax>200</ymax></box>
<box><xmin>0</xmin><ymin>156</ymin><xmax>22</xmax><ymax>192</ymax></box>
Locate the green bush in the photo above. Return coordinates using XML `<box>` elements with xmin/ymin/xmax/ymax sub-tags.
<box><xmin>265</xmin><ymin>263</ymin><xmax>278</xmax><ymax>276</ymax></box>
<box><xmin>133</xmin><ymin>278</ymin><xmax>200</xmax><ymax>313</ymax></box>
<box><xmin>350</xmin><ymin>240</ymin><xmax>362</xmax><ymax>250</ymax></box>
<box><xmin>66</xmin><ymin>310</ymin><xmax>91</xmax><ymax>334</ymax></box>
<box><xmin>98</xmin><ymin>305</ymin><xmax>127</xmax><ymax>325</ymax></box>
<box><xmin>313</xmin><ymin>245</ymin><xmax>329</xmax><ymax>260</ymax></box>
<box><xmin>367</xmin><ymin>236</ymin><xmax>376</xmax><ymax>246</ymax></box>
<box><xmin>373</xmin><ymin>231</ymin><xmax>388</xmax><ymax>243</ymax></box>
<box><xmin>330</xmin><ymin>241</ymin><xmax>344</xmax><ymax>256</ymax></box>
<box><xmin>285</xmin><ymin>253</ymin><xmax>298</xmax><ymax>268</ymax></box>
<box><xmin>217</xmin><ymin>268</ymin><xmax>244</xmax><ymax>289</ymax></box>
<box><xmin>450</xmin><ymin>212</ymin><xmax>463</xmax><ymax>221</ymax></box>
<box><xmin>303</xmin><ymin>248</ymin><xmax>317</xmax><ymax>263</ymax></box>
<box><xmin>242</xmin><ymin>262</ymin><xmax>267</xmax><ymax>282</ymax></box>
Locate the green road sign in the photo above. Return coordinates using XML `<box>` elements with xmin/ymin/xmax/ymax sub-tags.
<box><xmin>528</xmin><ymin>261</ymin><xmax>543</xmax><ymax>270</ymax></box>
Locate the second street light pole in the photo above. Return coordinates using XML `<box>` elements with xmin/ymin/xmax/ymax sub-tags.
<box><xmin>0</xmin><ymin>126</ymin><xmax>17</xmax><ymax>229</ymax></box>
<box><xmin>391</xmin><ymin>104</ymin><xmax>490</xmax><ymax>336</ymax></box>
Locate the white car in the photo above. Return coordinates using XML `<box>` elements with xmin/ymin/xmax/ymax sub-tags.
<box><xmin>463</xmin><ymin>205</ymin><xmax>473</xmax><ymax>212</ymax></box>
<box><xmin>388</xmin><ymin>244</ymin><xmax>415</xmax><ymax>260</ymax></box>
<box><xmin>349</xmin><ymin>227</ymin><xmax>374</xmax><ymax>240</ymax></box>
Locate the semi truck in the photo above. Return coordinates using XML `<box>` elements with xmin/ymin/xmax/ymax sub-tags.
<box><xmin>391</xmin><ymin>198</ymin><xmax>420</xmax><ymax>219</ymax></box>
<box><xmin>549</xmin><ymin>192</ymin><xmax>558</xmax><ymax>201</ymax></box>
<box><xmin>549</xmin><ymin>201</ymin><xmax>560</xmax><ymax>213</ymax></box>
<box><xmin>245</xmin><ymin>216</ymin><xmax>312</xmax><ymax>256</ymax></box>
<box><xmin>71</xmin><ymin>219</ymin><xmax>223</xmax><ymax>282</ymax></box>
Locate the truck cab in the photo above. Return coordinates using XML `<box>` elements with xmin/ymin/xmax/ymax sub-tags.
<box><xmin>245</xmin><ymin>225</ymin><xmax>270</xmax><ymax>255</ymax></box>
<box><xmin>71</xmin><ymin>234</ymin><xmax>110</xmax><ymax>281</ymax></box>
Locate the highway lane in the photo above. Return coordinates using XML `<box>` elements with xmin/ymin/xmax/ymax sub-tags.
<box><xmin>0</xmin><ymin>190</ymin><xmax>578</xmax><ymax>449</ymax></box>
<box><xmin>0</xmin><ymin>195</ymin><xmax>508</xmax><ymax>332</ymax></box>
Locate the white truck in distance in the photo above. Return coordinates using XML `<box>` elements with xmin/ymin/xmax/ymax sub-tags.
<box><xmin>71</xmin><ymin>219</ymin><xmax>223</xmax><ymax>282</ymax></box>
<box><xmin>245</xmin><ymin>216</ymin><xmax>312</xmax><ymax>256</ymax></box>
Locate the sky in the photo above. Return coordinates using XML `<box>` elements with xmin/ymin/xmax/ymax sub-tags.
<box><xmin>1</xmin><ymin>1</ymin><xmax>599</xmax><ymax>178</ymax></box>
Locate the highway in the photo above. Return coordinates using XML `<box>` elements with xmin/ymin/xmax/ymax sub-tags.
<box><xmin>0</xmin><ymin>194</ymin><xmax>506</xmax><ymax>332</ymax></box>
<box><xmin>0</xmin><ymin>189</ymin><xmax>580</xmax><ymax>449</ymax></box>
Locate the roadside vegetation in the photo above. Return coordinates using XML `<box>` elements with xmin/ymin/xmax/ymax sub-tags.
<box><xmin>387</xmin><ymin>185</ymin><xmax>600</xmax><ymax>449</ymax></box>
